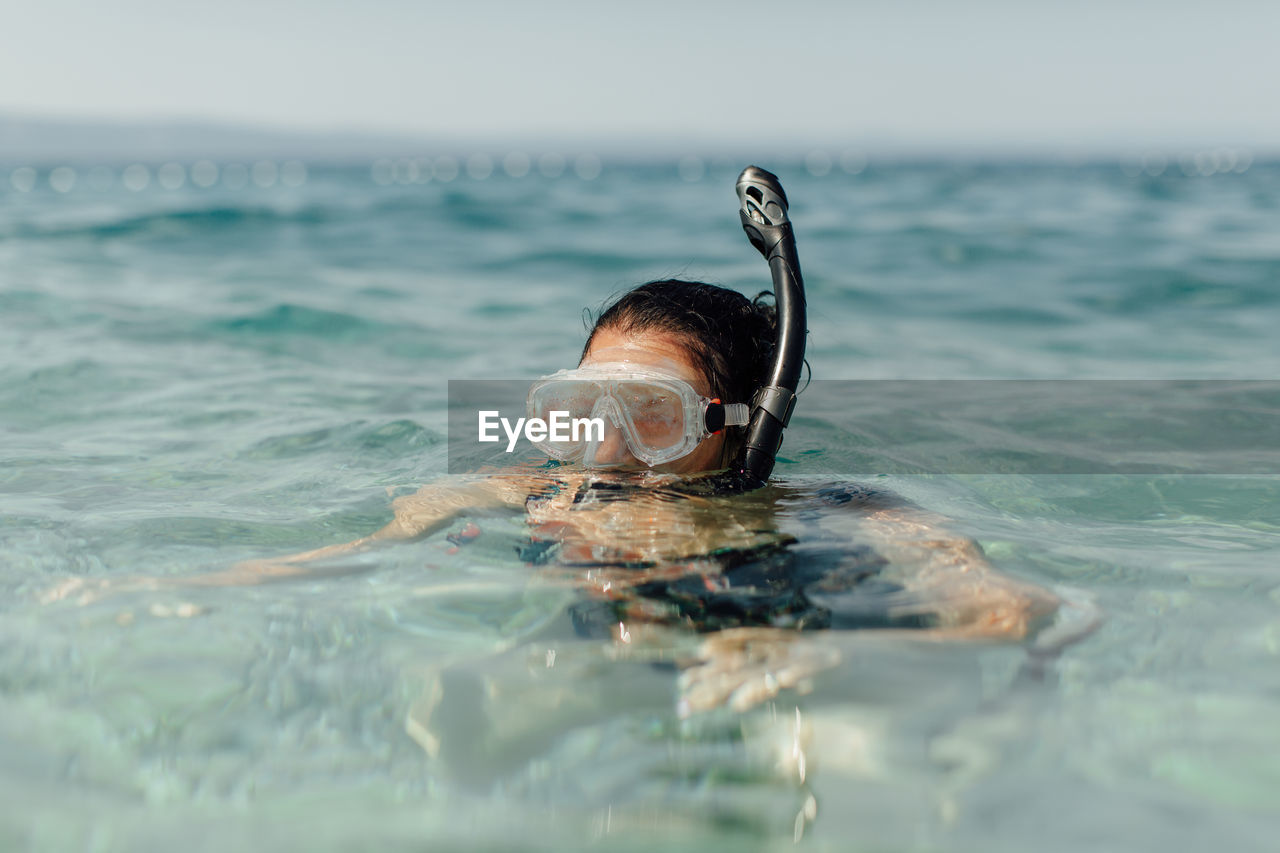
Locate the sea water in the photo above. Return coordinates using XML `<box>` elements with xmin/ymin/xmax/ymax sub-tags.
<box><xmin>2</xmin><ymin>157</ymin><xmax>1279</xmax><ymax>850</ymax></box>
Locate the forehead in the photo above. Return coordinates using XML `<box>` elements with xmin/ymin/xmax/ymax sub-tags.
<box><xmin>581</xmin><ymin>329</ymin><xmax>709</xmax><ymax>394</ymax></box>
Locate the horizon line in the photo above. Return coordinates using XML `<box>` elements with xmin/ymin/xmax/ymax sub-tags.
<box><xmin>3</xmin><ymin>110</ymin><xmax>1278</xmax><ymax>162</ymax></box>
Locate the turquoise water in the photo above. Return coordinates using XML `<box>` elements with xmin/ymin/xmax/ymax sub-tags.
<box><xmin>3</xmin><ymin>157</ymin><xmax>1280</xmax><ymax>850</ymax></box>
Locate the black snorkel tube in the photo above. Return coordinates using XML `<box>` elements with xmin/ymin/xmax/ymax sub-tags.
<box><xmin>733</xmin><ymin>166</ymin><xmax>808</xmax><ymax>484</ymax></box>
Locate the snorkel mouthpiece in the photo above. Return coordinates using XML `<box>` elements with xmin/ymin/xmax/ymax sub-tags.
<box><xmin>734</xmin><ymin>166</ymin><xmax>808</xmax><ymax>484</ymax></box>
<box><xmin>737</xmin><ymin>166</ymin><xmax>792</xmax><ymax>255</ymax></box>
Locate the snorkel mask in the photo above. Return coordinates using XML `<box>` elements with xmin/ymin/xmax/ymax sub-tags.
<box><xmin>526</xmin><ymin>363</ymin><xmax>750</xmax><ymax>468</ymax></box>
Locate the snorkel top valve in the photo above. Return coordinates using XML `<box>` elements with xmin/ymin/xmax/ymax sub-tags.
<box><xmin>734</xmin><ymin>166</ymin><xmax>808</xmax><ymax>484</ymax></box>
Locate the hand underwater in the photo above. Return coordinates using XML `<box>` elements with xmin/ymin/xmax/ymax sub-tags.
<box><xmin>676</xmin><ymin>627</ymin><xmax>842</xmax><ymax>717</ymax></box>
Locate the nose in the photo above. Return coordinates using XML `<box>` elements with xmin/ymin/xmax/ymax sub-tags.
<box><xmin>590</xmin><ymin>423</ymin><xmax>636</xmax><ymax>466</ymax></box>
<box><xmin>583</xmin><ymin>398</ymin><xmax>641</xmax><ymax>468</ymax></box>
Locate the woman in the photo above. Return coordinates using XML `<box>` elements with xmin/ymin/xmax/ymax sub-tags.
<box><xmin>235</xmin><ymin>280</ymin><xmax>1070</xmax><ymax>633</ymax></box>
<box><xmin>48</xmin><ymin>280</ymin><xmax>1086</xmax><ymax>712</ymax></box>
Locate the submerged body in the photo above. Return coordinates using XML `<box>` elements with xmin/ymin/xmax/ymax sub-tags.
<box><xmin>252</xmin><ymin>463</ymin><xmax>1077</xmax><ymax>712</ymax></box>
<box><xmin>399</xmin><ymin>467</ymin><xmax>1058</xmax><ymax>638</ymax></box>
<box><xmin>43</xmin><ymin>452</ymin><xmax>1082</xmax><ymax>714</ymax></box>
<box><xmin>242</xmin><ymin>462</ymin><xmax>1062</xmax><ymax>643</ymax></box>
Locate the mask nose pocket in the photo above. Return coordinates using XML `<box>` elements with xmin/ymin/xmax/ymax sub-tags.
<box><xmin>582</xmin><ymin>395</ymin><xmax>630</xmax><ymax>468</ymax></box>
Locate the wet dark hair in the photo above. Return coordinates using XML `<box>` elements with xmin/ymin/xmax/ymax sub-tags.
<box><xmin>581</xmin><ymin>279</ymin><xmax>777</xmax><ymax>406</ymax></box>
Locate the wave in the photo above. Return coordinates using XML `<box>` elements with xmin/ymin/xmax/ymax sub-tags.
<box><xmin>241</xmin><ymin>418</ymin><xmax>441</xmax><ymax>461</ymax></box>
<box><xmin>4</xmin><ymin>203</ymin><xmax>332</xmax><ymax>242</ymax></box>
<box><xmin>213</xmin><ymin>303</ymin><xmax>391</xmax><ymax>338</ymax></box>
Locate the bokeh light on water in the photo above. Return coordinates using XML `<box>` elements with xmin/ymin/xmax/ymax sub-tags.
<box><xmin>121</xmin><ymin>163</ymin><xmax>150</xmax><ymax>191</ymax></box>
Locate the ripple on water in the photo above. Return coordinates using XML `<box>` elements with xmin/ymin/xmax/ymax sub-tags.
<box><xmin>241</xmin><ymin>419</ymin><xmax>440</xmax><ymax>461</ymax></box>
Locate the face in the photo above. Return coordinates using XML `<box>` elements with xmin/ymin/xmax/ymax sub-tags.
<box><xmin>579</xmin><ymin>328</ymin><xmax>729</xmax><ymax>474</ymax></box>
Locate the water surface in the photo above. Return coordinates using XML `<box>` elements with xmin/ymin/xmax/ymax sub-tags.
<box><xmin>3</xmin><ymin>157</ymin><xmax>1279</xmax><ymax>850</ymax></box>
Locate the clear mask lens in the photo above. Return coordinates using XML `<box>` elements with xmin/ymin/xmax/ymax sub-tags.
<box><xmin>613</xmin><ymin>382</ymin><xmax>685</xmax><ymax>452</ymax></box>
<box><xmin>526</xmin><ymin>365</ymin><xmax>744</xmax><ymax>468</ymax></box>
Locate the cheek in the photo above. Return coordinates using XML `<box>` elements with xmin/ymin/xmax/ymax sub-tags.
<box><xmin>655</xmin><ymin>434</ymin><xmax>725</xmax><ymax>474</ymax></box>
<box><xmin>690</xmin><ymin>434</ymin><xmax>728</xmax><ymax>471</ymax></box>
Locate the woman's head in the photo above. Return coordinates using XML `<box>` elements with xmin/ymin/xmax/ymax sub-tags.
<box><xmin>582</xmin><ymin>280</ymin><xmax>777</xmax><ymax>406</ymax></box>
<box><xmin>578</xmin><ymin>280</ymin><xmax>777</xmax><ymax>472</ymax></box>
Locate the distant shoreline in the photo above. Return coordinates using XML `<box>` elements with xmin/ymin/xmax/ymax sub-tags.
<box><xmin>3</xmin><ymin>113</ymin><xmax>1275</xmax><ymax>166</ymax></box>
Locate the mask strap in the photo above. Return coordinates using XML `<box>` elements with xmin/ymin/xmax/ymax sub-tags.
<box><xmin>704</xmin><ymin>400</ymin><xmax>751</xmax><ymax>434</ymax></box>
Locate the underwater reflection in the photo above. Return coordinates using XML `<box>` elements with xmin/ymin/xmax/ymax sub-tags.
<box><xmin>394</xmin><ymin>468</ymin><xmax>1097</xmax><ymax>840</ymax></box>
<box><xmin>404</xmin><ymin>610</ymin><xmax>1067</xmax><ymax>844</ymax></box>
<box><xmin>41</xmin><ymin>465</ymin><xmax>1097</xmax><ymax>843</ymax></box>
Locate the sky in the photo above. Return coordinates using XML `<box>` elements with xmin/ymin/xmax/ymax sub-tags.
<box><xmin>2</xmin><ymin>0</ymin><xmax>1278</xmax><ymax>152</ymax></box>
